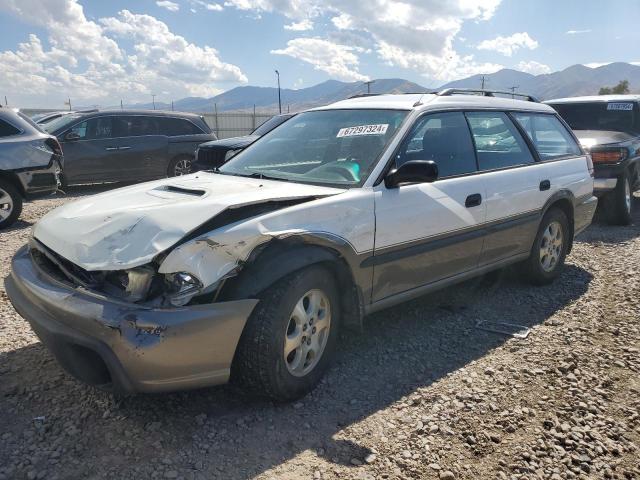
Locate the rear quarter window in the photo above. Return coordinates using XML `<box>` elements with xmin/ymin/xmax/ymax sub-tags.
<box><xmin>156</xmin><ymin>117</ymin><xmax>203</xmax><ymax>136</ymax></box>
<box><xmin>512</xmin><ymin>113</ymin><xmax>582</xmax><ymax>160</ymax></box>
<box><xmin>0</xmin><ymin>119</ymin><xmax>21</xmax><ymax>137</ymax></box>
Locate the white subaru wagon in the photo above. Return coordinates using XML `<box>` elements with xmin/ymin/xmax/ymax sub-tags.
<box><xmin>6</xmin><ymin>90</ymin><xmax>597</xmax><ymax>400</ymax></box>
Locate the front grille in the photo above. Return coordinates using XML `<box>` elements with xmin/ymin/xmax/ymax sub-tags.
<box><xmin>30</xmin><ymin>239</ymin><xmax>105</xmax><ymax>289</ymax></box>
<box><xmin>194</xmin><ymin>148</ymin><xmax>226</xmax><ymax>170</ymax></box>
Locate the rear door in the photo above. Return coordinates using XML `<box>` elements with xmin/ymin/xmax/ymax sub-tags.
<box><xmin>112</xmin><ymin>116</ymin><xmax>169</xmax><ymax>180</ymax></box>
<box><xmin>372</xmin><ymin>111</ymin><xmax>486</xmax><ymax>302</ymax></box>
<box><xmin>59</xmin><ymin>116</ymin><xmax>118</xmax><ymax>183</ymax></box>
<box><xmin>465</xmin><ymin>111</ymin><xmax>550</xmax><ymax>266</ymax></box>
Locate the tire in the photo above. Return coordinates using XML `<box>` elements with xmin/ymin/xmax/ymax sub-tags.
<box><xmin>0</xmin><ymin>179</ymin><xmax>23</xmax><ymax>229</ymax></box>
<box><xmin>232</xmin><ymin>265</ymin><xmax>340</xmax><ymax>401</ymax></box>
<box><xmin>167</xmin><ymin>156</ymin><xmax>192</xmax><ymax>177</ymax></box>
<box><xmin>603</xmin><ymin>172</ymin><xmax>633</xmax><ymax>226</ymax></box>
<box><xmin>522</xmin><ymin>208</ymin><xmax>570</xmax><ymax>285</ymax></box>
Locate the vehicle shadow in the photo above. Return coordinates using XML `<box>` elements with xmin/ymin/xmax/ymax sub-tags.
<box><xmin>0</xmin><ymin>219</ymin><xmax>34</xmax><ymax>233</ymax></box>
<box><xmin>578</xmin><ymin>194</ymin><xmax>640</xmax><ymax>245</ymax></box>
<box><xmin>0</xmin><ymin>263</ymin><xmax>593</xmax><ymax>479</ymax></box>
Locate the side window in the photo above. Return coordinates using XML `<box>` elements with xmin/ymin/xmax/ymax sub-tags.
<box><xmin>157</xmin><ymin>117</ymin><xmax>203</xmax><ymax>136</ymax></box>
<box><xmin>512</xmin><ymin>113</ymin><xmax>582</xmax><ymax>160</ymax></box>
<box><xmin>465</xmin><ymin>112</ymin><xmax>534</xmax><ymax>170</ymax></box>
<box><xmin>113</xmin><ymin>116</ymin><xmax>158</xmax><ymax>137</ymax></box>
<box><xmin>0</xmin><ymin>119</ymin><xmax>21</xmax><ymax>137</ymax></box>
<box><xmin>396</xmin><ymin>112</ymin><xmax>477</xmax><ymax>178</ymax></box>
<box><xmin>68</xmin><ymin>117</ymin><xmax>113</xmax><ymax>140</ymax></box>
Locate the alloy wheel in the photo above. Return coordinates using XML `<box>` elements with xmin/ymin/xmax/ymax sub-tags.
<box><xmin>284</xmin><ymin>289</ymin><xmax>331</xmax><ymax>377</ymax></box>
<box><xmin>539</xmin><ymin>220</ymin><xmax>563</xmax><ymax>272</ymax></box>
<box><xmin>0</xmin><ymin>187</ymin><xmax>14</xmax><ymax>222</ymax></box>
<box><xmin>174</xmin><ymin>159</ymin><xmax>192</xmax><ymax>176</ymax></box>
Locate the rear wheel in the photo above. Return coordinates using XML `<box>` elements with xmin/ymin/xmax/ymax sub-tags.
<box><xmin>603</xmin><ymin>172</ymin><xmax>633</xmax><ymax>225</ymax></box>
<box><xmin>0</xmin><ymin>179</ymin><xmax>23</xmax><ymax>229</ymax></box>
<box><xmin>522</xmin><ymin>208</ymin><xmax>569</xmax><ymax>285</ymax></box>
<box><xmin>167</xmin><ymin>156</ymin><xmax>192</xmax><ymax>177</ymax></box>
<box><xmin>232</xmin><ymin>265</ymin><xmax>340</xmax><ymax>401</ymax></box>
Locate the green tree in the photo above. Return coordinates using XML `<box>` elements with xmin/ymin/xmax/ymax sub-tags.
<box><xmin>599</xmin><ymin>80</ymin><xmax>630</xmax><ymax>95</ymax></box>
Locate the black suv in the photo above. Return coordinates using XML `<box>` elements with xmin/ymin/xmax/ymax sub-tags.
<box><xmin>43</xmin><ymin>110</ymin><xmax>216</xmax><ymax>185</ymax></box>
<box><xmin>547</xmin><ymin>95</ymin><xmax>640</xmax><ymax>224</ymax></box>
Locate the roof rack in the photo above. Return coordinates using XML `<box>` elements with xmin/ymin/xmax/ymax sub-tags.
<box><xmin>348</xmin><ymin>93</ymin><xmax>382</xmax><ymax>99</ymax></box>
<box><xmin>436</xmin><ymin>88</ymin><xmax>539</xmax><ymax>103</ymax></box>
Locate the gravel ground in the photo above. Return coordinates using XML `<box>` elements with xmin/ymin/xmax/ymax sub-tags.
<box><xmin>1</xmin><ymin>188</ymin><xmax>639</xmax><ymax>480</ymax></box>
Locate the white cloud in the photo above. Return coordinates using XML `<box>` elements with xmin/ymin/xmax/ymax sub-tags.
<box><xmin>584</xmin><ymin>62</ymin><xmax>610</xmax><ymax>69</ymax></box>
<box><xmin>156</xmin><ymin>1</ymin><xmax>180</xmax><ymax>12</ymax></box>
<box><xmin>566</xmin><ymin>29</ymin><xmax>591</xmax><ymax>35</ymax></box>
<box><xmin>0</xmin><ymin>0</ymin><xmax>246</xmax><ymax>107</ymax></box>
<box><xmin>516</xmin><ymin>60</ymin><xmax>551</xmax><ymax>75</ymax></box>
<box><xmin>272</xmin><ymin>38</ymin><xmax>369</xmax><ymax>82</ymax></box>
<box><xmin>477</xmin><ymin>32</ymin><xmax>538</xmax><ymax>57</ymax></box>
<box><xmin>284</xmin><ymin>19</ymin><xmax>313</xmax><ymax>31</ymax></box>
<box><xmin>192</xmin><ymin>0</ymin><xmax>224</xmax><ymax>11</ymax></box>
<box><xmin>225</xmin><ymin>0</ymin><xmax>503</xmax><ymax>81</ymax></box>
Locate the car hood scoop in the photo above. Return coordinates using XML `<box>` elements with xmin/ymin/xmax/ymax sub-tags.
<box><xmin>33</xmin><ymin>173</ymin><xmax>344</xmax><ymax>271</ymax></box>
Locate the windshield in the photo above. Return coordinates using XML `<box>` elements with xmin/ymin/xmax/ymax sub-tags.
<box><xmin>43</xmin><ymin>113</ymin><xmax>83</xmax><ymax>134</ymax></box>
<box><xmin>552</xmin><ymin>102</ymin><xmax>640</xmax><ymax>133</ymax></box>
<box><xmin>252</xmin><ymin>114</ymin><xmax>292</xmax><ymax>136</ymax></box>
<box><xmin>219</xmin><ymin>109</ymin><xmax>408</xmax><ymax>187</ymax></box>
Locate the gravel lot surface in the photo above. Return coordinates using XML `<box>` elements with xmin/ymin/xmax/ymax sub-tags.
<box><xmin>1</xmin><ymin>188</ymin><xmax>639</xmax><ymax>480</ymax></box>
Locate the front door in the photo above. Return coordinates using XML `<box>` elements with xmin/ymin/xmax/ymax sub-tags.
<box><xmin>59</xmin><ymin>116</ymin><xmax>120</xmax><ymax>184</ymax></box>
<box><xmin>371</xmin><ymin>111</ymin><xmax>486</xmax><ymax>302</ymax></box>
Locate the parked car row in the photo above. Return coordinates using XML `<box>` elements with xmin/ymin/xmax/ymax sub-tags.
<box><xmin>7</xmin><ymin>89</ymin><xmax>606</xmax><ymax>402</ymax></box>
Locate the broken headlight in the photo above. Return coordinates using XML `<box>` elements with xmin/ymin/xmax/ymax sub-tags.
<box><xmin>164</xmin><ymin>272</ymin><xmax>203</xmax><ymax>306</ymax></box>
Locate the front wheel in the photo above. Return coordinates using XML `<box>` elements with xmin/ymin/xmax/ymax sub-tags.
<box><xmin>521</xmin><ymin>208</ymin><xmax>569</xmax><ymax>285</ymax></box>
<box><xmin>0</xmin><ymin>179</ymin><xmax>23</xmax><ymax>229</ymax></box>
<box><xmin>167</xmin><ymin>156</ymin><xmax>192</xmax><ymax>177</ymax></box>
<box><xmin>232</xmin><ymin>265</ymin><xmax>340</xmax><ymax>401</ymax></box>
<box><xmin>603</xmin><ymin>172</ymin><xmax>633</xmax><ymax>225</ymax></box>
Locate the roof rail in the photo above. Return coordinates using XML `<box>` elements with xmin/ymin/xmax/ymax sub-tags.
<box><xmin>348</xmin><ymin>93</ymin><xmax>383</xmax><ymax>99</ymax></box>
<box><xmin>436</xmin><ymin>88</ymin><xmax>540</xmax><ymax>103</ymax></box>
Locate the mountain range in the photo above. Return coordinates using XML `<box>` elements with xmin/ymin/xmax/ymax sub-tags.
<box><xmin>126</xmin><ymin>62</ymin><xmax>640</xmax><ymax>113</ymax></box>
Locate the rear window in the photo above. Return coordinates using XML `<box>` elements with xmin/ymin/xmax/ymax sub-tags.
<box><xmin>512</xmin><ymin>113</ymin><xmax>582</xmax><ymax>160</ymax></box>
<box><xmin>156</xmin><ymin>117</ymin><xmax>203</xmax><ymax>136</ymax></box>
<box><xmin>465</xmin><ymin>112</ymin><xmax>534</xmax><ymax>170</ymax></box>
<box><xmin>551</xmin><ymin>101</ymin><xmax>640</xmax><ymax>133</ymax></box>
<box><xmin>0</xmin><ymin>119</ymin><xmax>21</xmax><ymax>137</ymax></box>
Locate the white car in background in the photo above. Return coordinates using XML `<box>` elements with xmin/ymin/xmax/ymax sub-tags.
<box><xmin>7</xmin><ymin>89</ymin><xmax>597</xmax><ymax>401</ymax></box>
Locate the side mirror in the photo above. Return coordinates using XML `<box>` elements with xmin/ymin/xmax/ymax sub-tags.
<box><xmin>385</xmin><ymin>160</ymin><xmax>438</xmax><ymax>188</ymax></box>
<box><xmin>64</xmin><ymin>131</ymin><xmax>80</xmax><ymax>142</ymax></box>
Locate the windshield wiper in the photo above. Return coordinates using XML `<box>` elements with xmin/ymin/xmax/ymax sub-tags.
<box><xmin>242</xmin><ymin>171</ymin><xmax>291</xmax><ymax>182</ymax></box>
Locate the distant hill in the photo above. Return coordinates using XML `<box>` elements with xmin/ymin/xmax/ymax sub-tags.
<box><xmin>124</xmin><ymin>62</ymin><xmax>640</xmax><ymax>113</ymax></box>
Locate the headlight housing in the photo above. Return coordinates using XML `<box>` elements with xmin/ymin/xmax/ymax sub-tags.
<box><xmin>165</xmin><ymin>272</ymin><xmax>203</xmax><ymax>306</ymax></box>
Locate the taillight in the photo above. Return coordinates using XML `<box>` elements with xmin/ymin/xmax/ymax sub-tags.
<box><xmin>590</xmin><ymin>148</ymin><xmax>627</xmax><ymax>164</ymax></box>
<box><xmin>45</xmin><ymin>137</ymin><xmax>63</xmax><ymax>156</ymax></box>
<box><xmin>585</xmin><ymin>154</ymin><xmax>594</xmax><ymax>177</ymax></box>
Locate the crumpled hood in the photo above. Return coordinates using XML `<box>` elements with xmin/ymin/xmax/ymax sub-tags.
<box><xmin>33</xmin><ymin>173</ymin><xmax>344</xmax><ymax>271</ymax></box>
<box><xmin>573</xmin><ymin>130</ymin><xmax>638</xmax><ymax>149</ymax></box>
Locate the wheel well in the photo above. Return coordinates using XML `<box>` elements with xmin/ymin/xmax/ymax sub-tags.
<box><xmin>546</xmin><ymin>198</ymin><xmax>574</xmax><ymax>252</ymax></box>
<box><xmin>0</xmin><ymin>170</ymin><xmax>25</xmax><ymax>197</ymax></box>
<box><xmin>219</xmin><ymin>240</ymin><xmax>364</xmax><ymax>330</ymax></box>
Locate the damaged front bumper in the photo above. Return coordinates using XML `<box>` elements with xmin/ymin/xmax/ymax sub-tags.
<box><xmin>5</xmin><ymin>245</ymin><xmax>258</xmax><ymax>393</ymax></box>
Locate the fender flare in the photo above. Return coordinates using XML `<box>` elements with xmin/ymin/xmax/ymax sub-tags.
<box><xmin>541</xmin><ymin>189</ymin><xmax>576</xmax><ymax>252</ymax></box>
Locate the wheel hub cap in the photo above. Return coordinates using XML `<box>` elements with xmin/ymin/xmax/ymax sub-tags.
<box><xmin>625</xmin><ymin>180</ymin><xmax>631</xmax><ymax>212</ymax></box>
<box><xmin>284</xmin><ymin>289</ymin><xmax>331</xmax><ymax>377</ymax></box>
<box><xmin>539</xmin><ymin>220</ymin><xmax>563</xmax><ymax>272</ymax></box>
<box><xmin>174</xmin><ymin>159</ymin><xmax>192</xmax><ymax>176</ymax></box>
<box><xmin>0</xmin><ymin>188</ymin><xmax>14</xmax><ymax>222</ymax></box>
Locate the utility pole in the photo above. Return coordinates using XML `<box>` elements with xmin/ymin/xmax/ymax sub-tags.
<box><xmin>363</xmin><ymin>80</ymin><xmax>375</xmax><ymax>94</ymax></box>
<box><xmin>120</xmin><ymin>99</ymin><xmax>123</xmax><ymax>110</ymax></box>
<box><xmin>64</xmin><ymin>98</ymin><xmax>72</xmax><ymax>111</ymax></box>
<box><xmin>509</xmin><ymin>85</ymin><xmax>519</xmax><ymax>98</ymax></box>
<box><xmin>480</xmin><ymin>75</ymin><xmax>486</xmax><ymax>90</ymax></box>
<box><xmin>4</xmin><ymin>96</ymin><xmax>7</xmax><ymax>106</ymax></box>
<box><xmin>171</xmin><ymin>100</ymin><xmax>174</xmax><ymax>111</ymax></box>
<box><xmin>275</xmin><ymin>70</ymin><xmax>282</xmax><ymax>114</ymax></box>
<box><xmin>214</xmin><ymin>102</ymin><xmax>219</xmax><ymax>138</ymax></box>
<box><xmin>151</xmin><ymin>94</ymin><xmax>156</xmax><ymax>110</ymax></box>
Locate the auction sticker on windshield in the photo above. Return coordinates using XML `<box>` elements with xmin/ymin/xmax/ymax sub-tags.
<box><xmin>607</xmin><ymin>103</ymin><xmax>634</xmax><ymax>111</ymax></box>
<box><xmin>337</xmin><ymin>124</ymin><xmax>389</xmax><ymax>138</ymax></box>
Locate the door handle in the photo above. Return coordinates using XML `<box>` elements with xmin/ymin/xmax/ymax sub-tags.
<box><xmin>539</xmin><ymin>180</ymin><xmax>551</xmax><ymax>191</ymax></box>
<box><xmin>105</xmin><ymin>147</ymin><xmax>118</xmax><ymax>151</ymax></box>
<box><xmin>465</xmin><ymin>193</ymin><xmax>482</xmax><ymax>208</ymax></box>
<box><xmin>118</xmin><ymin>146</ymin><xmax>132</xmax><ymax>151</ymax></box>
